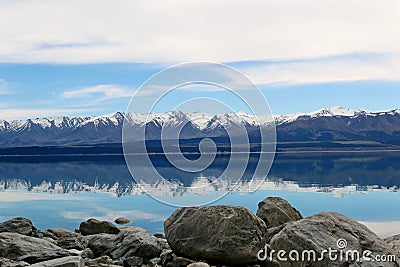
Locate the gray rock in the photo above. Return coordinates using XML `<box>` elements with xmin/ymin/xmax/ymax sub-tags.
<box><xmin>160</xmin><ymin>249</ymin><xmax>174</xmax><ymax>266</ymax></box>
<box><xmin>123</xmin><ymin>256</ymin><xmax>143</xmax><ymax>266</ymax></box>
<box><xmin>256</xmin><ymin>197</ymin><xmax>302</xmax><ymax>228</ymax></box>
<box><xmin>79</xmin><ymin>218</ymin><xmax>120</xmax><ymax>236</ymax></box>
<box><xmin>157</xmin><ymin>237</ymin><xmax>170</xmax><ymax>250</ymax></box>
<box><xmin>29</xmin><ymin>256</ymin><xmax>84</xmax><ymax>267</ymax></box>
<box><xmin>48</xmin><ymin>227</ymin><xmax>88</xmax><ymax>250</ymax></box>
<box><xmin>80</xmin><ymin>248</ymin><xmax>94</xmax><ymax>259</ymax></box>
<box><xmin>0</xmin><ymin>217</ymin><xmax>34</xmax><ymax>236</ymax></box>
<box><xmin>87</xmin><ymin>226</ymin><xmax>164</xmax><ymax>260</ymax></box>
<box><xmin>59</xmin><ymin>235</ymin><xmax>88</xmax><ymax>250</ymax></box>
<box><xmin>0</xmin><ymin>257</ymin><xmax>29</xmax><ymax>267</ymax></box>
<box><xmin>30</xmin><ymin>229</ymin><xmax>50</xmax><ymax>239</ymax></box>
<box><xmin>164</xmin><ymin>205</ymin><xmax>267</xmax><ymax>265</ymax></box>
<box><xmin>265</xmin><ymin>223</ymin><xmax>287</xmax><ymax>243</ymax></box>
<box><xmin>148</xmin><ymin>257</ymin><xmax>161</xmax><ymax>267</ymax></box>
<box><xmin>114</xmin><ymin>217</ymin><xmax>131</xmax><ymax>225</ymax></box>
<box><xmin>269</xmin><ymin>212</ymin><xmax>399</xmax><ymax>266</ymax></box>
<box><xmin>57</xmin><ymin>235</ymin><xmax>87</xmax><ymax>250</ymax></box>
<box><xmin>0</xmin><ymin>232</ymin><xmax>65</xmax><ymax>260</ymax></box>
<box><xmin>384</xmin><ymin>234</ymin><xmax>400</xmax><ymax>257</ymax></box>
<box><xmin>42</xmin><ymin>236</ymin><xmax>58</xmax><ymax>245</ymax></box>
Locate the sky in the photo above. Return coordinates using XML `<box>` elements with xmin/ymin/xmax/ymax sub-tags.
<box><xmin>0</xmin><ymin>0</ymin><xmax>399</xmax><ymax>120</ymax></box>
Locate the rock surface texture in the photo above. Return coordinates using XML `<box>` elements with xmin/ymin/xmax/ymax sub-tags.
<box><xmin>0</xmin><ymin>232</ymin><xmax>65</xmax><ymax>260</ymax></box>
<box><xmin>256</xmin><ymin>197</ymin><xmax>303</xmax><ymax>228</ymax></box>
<box><xmin>385</xmin><ymin>234</ymin><xmax>400</xmax><ymax>258</ymax></box>
<box><xmin>164</xmin><ymin>205</ymin><xmax>267</xmax><ymax>265</ymax></box>
<box><xmin>0</xmin><ymin>218</ymin><xmax>35</xmax><ymax>236</ymax></box>
<box><xmin>269</xmin><ymin>212</ymin><xmax>399</xmax><ymax>266</ymax></box>
<box><xmin>48</xmin><ymin>228</ymin><xmax>88</xmax><ymax>250</ymax></box>
<box><xmin>87</xmin><ymin>226</ymin><xmax>166</xmax><ymax>261</ymax></box>
<box><xmin>29</xmin><ymin>256</ymin><xmax>84</xmax><ymax>267</ymax></box>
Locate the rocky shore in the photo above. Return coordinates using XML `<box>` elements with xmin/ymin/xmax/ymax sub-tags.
<box><xmin>0</xmin><ymin>197</ymin><xmax>399</xmax><ymax>267</ymax></box>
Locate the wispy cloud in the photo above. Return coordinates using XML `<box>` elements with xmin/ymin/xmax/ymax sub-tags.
<box><xmin>62</xmin><ymin>84</ymin><xmax>134</xmax><ymax>100</ymax></box>
<box><xmin>132</xmin><ymin>54</ymin><xmax>400</xmax><ymax>96</ymax></box>
<box><xmin>239</xmin><ymin>53</ymin><xmax>400</xmax><ymax>86</ymax></box>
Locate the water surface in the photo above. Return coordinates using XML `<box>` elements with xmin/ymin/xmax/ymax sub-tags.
<box><xmin>1</xmin><ymin>152</ymin><xmax>399</xmax><ymax>237</ymax></box>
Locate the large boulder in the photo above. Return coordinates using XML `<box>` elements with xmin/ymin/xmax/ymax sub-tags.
<box><xmin>79</xmin><ymin>218</ymin><xmax>120</xmax><ymax>236</ymax></box>
<box><xmin>0</xmin><ymin>217</ymin><xmax>34</xmax><ymax>236</ymax></box>
<box><xmin>269</xmin><ymin>212</ymin><xmax>399</xmax><ymax>266</ymax></box>
<box><xmin>164</xmin><ymin>205</ymin><xmax>267</xmax><ymax>265</ymax></box>
<box><xmin>0</xmin><ymin>232</ymin><xmax>67</xmax><ymax>260</ymax></box>
<box><xmin>87</xmin><ymin>226</ymin><xmax>165</xmax><ymax>260</ymax></box>
<box><xmin>256</xmin><ymin>197</ymin><xmax>302</xmax><ymax>228</ymax></box>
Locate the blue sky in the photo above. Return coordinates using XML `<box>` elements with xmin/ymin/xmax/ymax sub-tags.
<box><xmin>0</xmin><ymin>59</ymin><xmax>399</xmax><ymax>120</ymax></box>
<box><xmin>0</xmin><ymin>1</ymin><xmax>399</xmax><ymax>120</ymax></box>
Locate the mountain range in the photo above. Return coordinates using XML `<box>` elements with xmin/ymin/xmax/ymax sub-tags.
<box><xmin>1</xmin><ymin>106</ymin><xmax>400</xmax><ymax>150</ymax></box>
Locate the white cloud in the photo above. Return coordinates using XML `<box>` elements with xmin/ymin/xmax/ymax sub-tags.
<box><xmin>0</xmin><ymin>0</ymin><xmax>399</xmax><ymax>63</ymax></box>
<box><xmin>131</xmin><ymin>54</ymin><xmax>400</xmax><ymax>95</ymax></box>
<box><xmin>240</xmin><ymin>53</ymin><xmax>400</xmax><ymax>85</ymax></box>
<box><xmin>62</xmin><ymin>84</ymin><xmax>134</xmax><ymax>100</ymax></box>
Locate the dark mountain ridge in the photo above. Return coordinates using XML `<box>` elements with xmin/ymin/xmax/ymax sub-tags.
<box><xmin>1</xmin><ymin>107</ymin><xmax>400</xmax><ymax>152</ymax></box>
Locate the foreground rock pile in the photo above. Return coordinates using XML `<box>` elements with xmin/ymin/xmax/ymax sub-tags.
<box><xmin>0</xmin><ymin>198</ymin><xmax>399</xmax><ymax>267</ymax></box>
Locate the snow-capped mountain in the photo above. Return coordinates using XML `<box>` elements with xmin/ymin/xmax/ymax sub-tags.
<box><xmin>274</xmin><ymin>106</ymin><xmax>366</xmax><ymax>124</ymax></box>
<box><xmin>1</xmin><ymin>106</ymin><xmax>400</xmax><ymax>147</ymax></box>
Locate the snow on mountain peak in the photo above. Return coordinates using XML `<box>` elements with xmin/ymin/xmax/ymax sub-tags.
<box><xmin>315</xmin><ymin>106</ymin><xmax>357</xmax><ymax>117</ymax></box>
<box><xmin>275</xmin><ymin>106</ymin><xmax>368</xmax><ymax>124</ymax></box>
<box><xmin>0</xmin><ymin>106</ymin><xmax>396</xmax><ymax>134</ymax></box>
<box><xmin>186</xmin><ymin>111</ymin><xmax>213</xmax><ymax>130</ymax></box>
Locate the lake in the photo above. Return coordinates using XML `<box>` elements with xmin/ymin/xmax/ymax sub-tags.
<box><xmin>1</xmin><ymin>151</ymin><xmax>400</xmax><ymax>237</ymax></box>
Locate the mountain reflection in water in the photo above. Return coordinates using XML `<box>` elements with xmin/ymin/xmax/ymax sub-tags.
<box><xmin>1</xmin><ymin>152</ymin><xmax>399</xmax><ymax>197</ymax></box>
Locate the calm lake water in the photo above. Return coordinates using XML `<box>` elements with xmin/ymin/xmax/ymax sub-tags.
<box><xmin>1</xmin><ymin>151</ymin><xmax>400</xmax><ymax>237</ymax></box>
